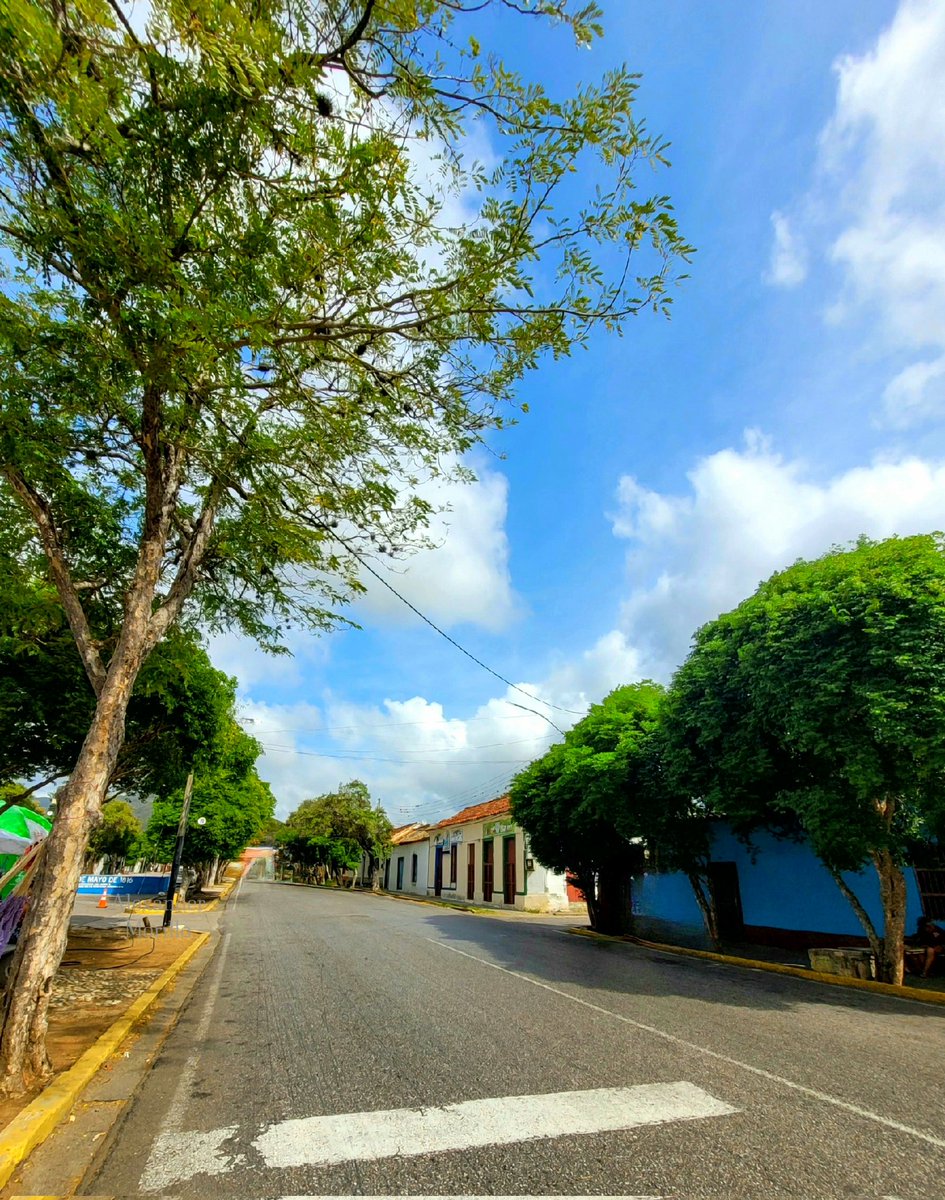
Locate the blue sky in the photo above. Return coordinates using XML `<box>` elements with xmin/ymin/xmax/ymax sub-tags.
<box><xmin>215</xmin><ymin>0</ymin><xmax>945</xmax><ymax>823</ymax></box>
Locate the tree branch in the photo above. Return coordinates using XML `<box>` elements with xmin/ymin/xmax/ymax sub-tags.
<box><xmin>2</xmin><ymin>468</ymin><xmax>107</xmax><ymax>696</ymax></box>
<box><xmin>828</xmin><ymin>865</ymin><xmax>883</xmax><ymax>967</ymax></box>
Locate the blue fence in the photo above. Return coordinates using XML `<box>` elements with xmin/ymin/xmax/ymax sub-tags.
<box><xmin>77</xmin><ymin>873</ymin><xmax>170</xmax><ymax>897</ymax></box>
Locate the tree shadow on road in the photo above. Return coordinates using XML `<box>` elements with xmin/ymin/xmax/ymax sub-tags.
<box><xmin>416</xmin><ymin>906</ymin><xmax>945</xmax><ymax>1023</ymax></box>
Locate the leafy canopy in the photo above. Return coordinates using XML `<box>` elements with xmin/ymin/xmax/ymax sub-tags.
<box><xmin>664</xmin><ymin>534</ymin><xmax>945</xmax><ymax>871</ymax></box>
<box><xmin>143</xmin><ymin>720</ymin><xmax>275</xmax><ymax>868</ymax></box>
<box><xmin>86</xmin><ymin>799</ymin><xmax>142</xmax><ymax>866</ymax></box>
<box><xmin>0</xmin><ymin>510</ymin><xmax>244</xmax><ymax>800</ymax></box>
<box><xmin>281</xmin><ymin>780</ymin><xmax>392</xmax><ymax>873</ymax></box>
<box><xmin>0</xmin><ymin>0</ymin><xmax>692</xmax><ymax>680</ymax></box>
<box><xmin>510</xmin><ymin>682</ymin><xmax>665</xmax><ymax>880</ymax></box>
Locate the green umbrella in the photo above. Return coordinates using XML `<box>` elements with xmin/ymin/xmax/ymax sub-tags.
<box><xmin>0</xmin><ymin>805</ymin><xmax>52</xmax><ymax>897</ymax></box>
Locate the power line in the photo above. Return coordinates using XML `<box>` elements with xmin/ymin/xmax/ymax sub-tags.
<box><xmin>259</xmin><ymin>743</ymin><xmax>533</xmax><ymax>767</ymax></box>
<box><xmin>324</xmin><ymin>523</ymin><xmax>586</xmax><ymax>719</ymax></box>
<box><xmin>242</xmin><ymin>712</ymin><xmax>545</xmax><ymax>736</ymax></box>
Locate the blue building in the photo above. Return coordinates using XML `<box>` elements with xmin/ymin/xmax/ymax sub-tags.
<box><xmin>633</xmin><ymin>824</ymin><xmax>937</xmax><ymax>950</ymax></box>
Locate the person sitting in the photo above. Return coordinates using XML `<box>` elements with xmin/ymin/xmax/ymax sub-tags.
<box><xmin>906</xmin><ymin>916</ymin><xmax>945</xmax><ymax>978</ymax></box>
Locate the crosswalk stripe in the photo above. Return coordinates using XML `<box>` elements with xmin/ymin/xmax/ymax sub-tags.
<box><xmin>255</xmin><ymin>1082</ymin><xmax>736</xmax><ymax>1170</ymax></box>
<box><xmin>140</xmin><ymin>1082</ymin><xmax>736</xmax><ymax>1190</ymax></box>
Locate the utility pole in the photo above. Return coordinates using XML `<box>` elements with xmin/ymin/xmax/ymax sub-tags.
<box><xmin>163</xmin><ymin>771</ymin><xmax>194</xmax><ymax>929</ymax></box>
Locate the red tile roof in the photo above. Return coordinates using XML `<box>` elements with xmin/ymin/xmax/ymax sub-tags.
<box><xmin>436</xmin><ymin>795</ymin><xmax>511</xmax><ymax>829</ymax></box>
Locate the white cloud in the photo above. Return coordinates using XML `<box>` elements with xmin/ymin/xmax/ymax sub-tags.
<box><xmin>612</xmin><ymin>433</ymin><xmax>945</xmax><ymax>678</ymax></box>
<box><xmin>240</xmin><ymin>628</ymin><xmax>646</xmax><ymax>822</ymax></box>
<box><xmin>237</xmin><ymin>435</ymin><xmax>945</xmax><ymax>821</ymax></box>
<box><xmin>246</xmin><ymin>691</ymin><xmax>555</xmax><ymax>822</ymax></box>
<box><xmin>822</xmin><ymin>0</ymin><xmax>945</xmax><ymax>351</ymax></box>
<box><xmin>778</xmin><ymin>0</ymin><xmax>945</xmax><ymax>425</ymax></box>
<box><xmin>355</xmin><ymin>458</ymin><xmax>519</xmax><ymax>632</ymax></box>
<box><xmin>765</xmin><ymin>211</ymin><xmax>808</xmax><ymax>287</ymax></box>
<box><xmin>882</xmin><ymin>354</ymin><xmax>945</xmax><ymax>428</ymax></box>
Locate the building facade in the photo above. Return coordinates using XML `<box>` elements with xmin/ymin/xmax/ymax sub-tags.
<box><xmin>633</xmin><ymin>824</ymin><xmax>928</xmax><ymax>949</ymax></box>
<box><xmin>425</xmin><ymin>796</ymin><xmax>577</xmax><ymax>913</ymax></box>
<box><xmin>381</xmin><ymin>823</ymin><xmax>432</xmax><ymax>897</ymax></box>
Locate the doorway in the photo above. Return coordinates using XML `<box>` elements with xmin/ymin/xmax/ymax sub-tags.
<box><xmin>707</xmin><ymin>861</ymin><xmax>744</xmax><ymax>938</ymax></box>
<box><xmin>503</xmin><ymin>836</ymin><xmax>516</xmax><ymax>905</ymax></box>
<box><xmin>467</xmin><ymin>843</ymin><xmax>476</xmax><ymax>901</ymax></box>
<box><xmin>434</xmin><ymin>847</ymin><xmax>443</xmax><ymax>896</ymax></box>
<box><xmin>482</xmin><ymin>839</ymin><xmax>494</xmax><ymax>901</ymax></box>
<box><xmin>396</xmin><ymin>856</ymin><xmax>404</xmax><ymax>891</ymax></box>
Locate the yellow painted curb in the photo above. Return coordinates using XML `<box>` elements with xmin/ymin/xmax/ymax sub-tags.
<box><xmin>0</xmin><ymin>930</ymin><xmax>212</xmax><ymax>1189</ymax></box>
<box><xmin>566</xmin><ymin>927</ymin><xmax>945</xmax><ymax>1006</ymax></box>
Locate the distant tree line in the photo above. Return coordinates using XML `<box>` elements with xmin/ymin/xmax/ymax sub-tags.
<box><xmin>275</xmin><ymin>781</ymin><xmax>393</xmax><ymax>890</ymax></box>
<box><xmin>512</xmin><ymin>534</ymin><xmax>945</xmax><ymax>985</ymax></box>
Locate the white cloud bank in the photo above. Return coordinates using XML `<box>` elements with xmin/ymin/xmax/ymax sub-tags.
<box><xmin>356</xmin><ymin>459</ymin><xmax>518</xmax><ymax>632</ymax></box>
<box><xmin>246</xmin><ymin>435</ymin><xmax>945</xmax><ymax>821</ymax></box>
<box><xmin>613</xmin><ymin>434</ymin><xmax>945</xmax><ymax>677</ymax></box>
<box><xmin>249</xmin><ymin>628</ymin><xmax>643</xmax><ymax>820</ymax></box>
<box><xmin>771</xmin><ymin>0</ymin><xmax>945</xmax><ymax>426</ymax></box>
<box><xmin>765</xmin><ymin>211</ymin><xmax>808</xmax><ymax>287</ymax></box>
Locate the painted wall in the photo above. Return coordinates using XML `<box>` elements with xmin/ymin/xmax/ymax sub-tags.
<box><xmin>419</xmin><ymin>818</ymin><xmax>577</xmax><ymax>912</ymax></box>
<box><xmin>78</xmin><ymin>872</ymin><xmax>170</xmax><ymax>896</ymax></box>
<box><xmin>385</xmin><ymin>839</ymin><xmax>429</xmax><ymax>897</ymax></box>
<box><xmin>633</xmin><ymin>826</ymin><xmax>924</xmax><ymax>938</ymax></box>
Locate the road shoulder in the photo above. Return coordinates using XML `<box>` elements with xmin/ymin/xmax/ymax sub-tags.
<box><xmin>0</xmin><ymin>930</ymin><xmax>217</xmax><ymax>1197</ymax></box>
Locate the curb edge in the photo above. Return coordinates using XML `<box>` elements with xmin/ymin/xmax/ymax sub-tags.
<box><xmin>565</xmin><ymin>927</ymin><xmax>945</xmax><ymax>1006</ymax></box>
<box><xmin>0</xmin><ymin>930</ymin><xmax>212</xmax><ymax>1189</ymax></box>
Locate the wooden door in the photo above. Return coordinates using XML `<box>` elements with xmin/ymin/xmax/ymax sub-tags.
<box><xmin>707</xmin><ymin>862</ymin><xmax>744</xmax><ymax>938</ymax></box>
<box><xmin>467</xmin><ymin>844</ymin><xmax>476</xmax><ymax>900</ymax></box>
<box><xmin>503</xmin><ymin>836</ymin><xmax>516</xmax><ymax>905</ymax></box>
<box><xmin>434</xmin><ymin>847</ymin><xmax>443</xmax><ymax>896</ymax></box>
<box><xmin>482</xmin><ymin>839</ymin><xmax>493</xmax><ymax>901</ymax></box>
<box><xmin>396</xmin><ymin>856</ymin><xmax>404</xmax><ymax>890</ymax></box>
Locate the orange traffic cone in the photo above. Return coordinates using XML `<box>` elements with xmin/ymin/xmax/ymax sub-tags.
<box><xmin>97</xmin><ymin>889</ymin><xmax>108</xmax><ymax>909</ymax></box>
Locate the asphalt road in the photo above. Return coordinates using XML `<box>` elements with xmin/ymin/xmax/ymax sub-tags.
<box><xmin>87</xmin><ymin>880</ymin><xmax>945</xmax><ymax>1199</ymax></box>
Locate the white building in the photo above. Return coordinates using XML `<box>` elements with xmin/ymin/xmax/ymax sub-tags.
<box><xmin>426</xmin><ymin>796</ymin><xmax>582</xmax><ymax>914</ymax></box>
<box><xmin>381</xmin><ymin>823</ymin><xmax>432</xmax><ymax>896</ymax></box>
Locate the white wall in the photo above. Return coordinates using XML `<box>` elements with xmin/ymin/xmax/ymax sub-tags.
<box><xmin>423</xmin><ymin>819</ymin><xmax>577</xmax><ymax>913</ymax></box>
<box><xmin>384</xmin><ymin>839</ymin><xmax>429</xmax><ymax>896</ymax></box>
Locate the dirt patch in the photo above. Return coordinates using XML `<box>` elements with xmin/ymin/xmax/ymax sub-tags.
<box><xmin>0</xmin><ymin>930</ymin><xmax>201</xmax><ymax>1127</ymax></box>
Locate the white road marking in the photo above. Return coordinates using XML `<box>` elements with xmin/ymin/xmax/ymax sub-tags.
<box><xmin>141</xmin><ymin>1082</ymin><xmax>730</xmax><ymax>1189</ymax></box>
<box><xmin>426</xmin><ymin>938</ymin><xmax>945</xmax><ymax>1151</ymax></box>
<box><xmin>142</xmin><ymin>1124</ymin><xmax>240</xmax><ymax>1191</ymax></box>
<box><xmin>254</xmin><ymin>1082</ymin><xmax>735</xmax><ymax>1170</ymax></box>
<box><xmin>140</xmin><ymin>926</ymin><xmax>245</xmax><ymax>1192</ymax></box>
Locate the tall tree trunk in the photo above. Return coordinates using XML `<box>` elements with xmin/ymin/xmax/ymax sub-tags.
<box><xmin>595</xmin><ymin>864</ymin><xmax>633</xmax><ymax>935</ymax></box>
<box><xmin>371</xmin><ymin>860</ymin><xmax>382</xmax><ymax>893</ymax></box>
<box><xmin>578</xmin><ymin>870</ymin><xmax>599</xmax><ymax>929</ymax></box>
<box><xmin>687</xmin><ymin>871</ymin><xmax>721</xmax><ymax>951</ymax></box>
<box><xmin>872</xmin><ymin>849</ymin><xmax>907</xmax><ymax>985</ymax></box>
<box><xmin>0</xmin><ymin>641</ymin><xmax>144</xmax><ymax>1095</ymax></box>
<box><xmin>827</xmin><ymin>865</ymin><xmax>884</xmax><ymax>972</ymax></box>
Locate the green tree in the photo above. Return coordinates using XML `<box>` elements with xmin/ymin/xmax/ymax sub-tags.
<box><xmin>84</xmin><ymin>800</ymin><xmax>141</xmax><ymax>872</ymax></box>
<box><xmin>0</xmin><ymin>595</ymin><xmax>241</xmax><ymax>807</ymax></box>
<box><xmin>281</xmin><ymin>781</ymin><xmax>391</xmax><ymax>888</ymax></box>
<box><xmin>631</xmin><ymin>725</ymin><xmax>721</xmax><ymax>948</ymax></box>
<box><xmin>142</xmin><ymin>723</ymin><xmax>275</xmax><ymax>888</ymax></box>
<box><xmin>511</xmin><ymin>683</ymin><xmax>664</xmax><ymax>934</ymax></box>
<box><xmin>664</xmin><ymin>534</ymin><xmax>945</xmax><ymax>984</ymax></box>
<box><xmin>253</xmin><ymin>816</ymin><xmax>285</xmax><ymax>847</ymax></box>
<box><xmin>0</xmin><ymin>0</ymin><xmax>691</xmax><ymax>1091</ymax></box>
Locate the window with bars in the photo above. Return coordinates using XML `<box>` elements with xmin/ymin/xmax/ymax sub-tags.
<box><xmin>916</xmin><ymin>869</ymin><xmax>945</xmax><ymax>920</ymax></box>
